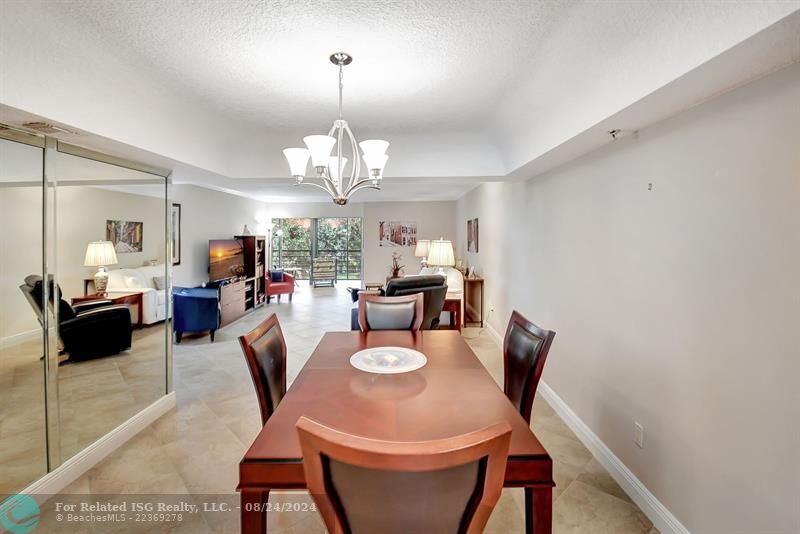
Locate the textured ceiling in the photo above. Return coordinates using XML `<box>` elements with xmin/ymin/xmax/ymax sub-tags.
<box><xmin>3</xmin><ymin>1</ymin><xmax>798</xmax><ymax>203</ymax></box>
<box><xmin>52</xmin><ymin>0</ymin><xmax>573</xmax><ymax>133</ymax></box>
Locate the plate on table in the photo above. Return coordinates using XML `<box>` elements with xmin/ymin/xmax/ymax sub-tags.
<box><xmin>349</xmin><ymin>346</ymin><xmax>427</xmax><ymax>374</ymax></box>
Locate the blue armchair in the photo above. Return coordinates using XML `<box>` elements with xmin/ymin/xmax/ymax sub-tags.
<box><xmin>173</xmin><ymin>287</ymin><xmax>220</xmax><ymax>343</ymax></box>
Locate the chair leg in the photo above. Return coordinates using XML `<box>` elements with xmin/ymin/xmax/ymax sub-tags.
<box><xmin>210</xmin><ymin>330</ymin><xmax>215</xmax><ymax>342</ymax></box>
<box><xmin>289</xmin><ymin>293</ymin><xmax>293</xmax><ymax>302</ymax></box>
<box><xmin>277</xmin><ymin>294</ymin><xmax>281</xmax><ymax>302</ymax></box>
<box><xmin>175</xmin><ymin>332</ymin><xmax>183</xmax><ymax>344</ymax></box>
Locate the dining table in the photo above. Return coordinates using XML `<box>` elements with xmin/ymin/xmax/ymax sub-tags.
<box><xmin>238</xmin><ymin>329</ymin><xmax>554</xmax><ymax>533</ymax></box>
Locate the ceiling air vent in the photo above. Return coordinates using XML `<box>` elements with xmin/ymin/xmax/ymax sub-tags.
<box><xmin>21</xmin><ymin>121</ymin><xmax>77</xmax><ymax>135</ymax></box>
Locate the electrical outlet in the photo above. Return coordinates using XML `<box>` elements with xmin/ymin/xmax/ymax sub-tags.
<box><xmin>634</xmin><ymin>422</ymin><xmax>644</xmax><ymax>448</ymax></box>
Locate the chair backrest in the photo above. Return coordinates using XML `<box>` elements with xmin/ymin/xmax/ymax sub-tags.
<box><xmin>358</xmin><ymin>293</ymin><xmax>423</xmax><ymax>332</ymax></box>
<box><xmin>297</xmin><ymin>417</ymin><xmax>512</xmax><ymax>534</ymax></box>
<box><xmin>238</xmin><ymin>314</ymin><xmax>287</xmax><ymax>425</ymax></box>
<box><xmin>385</xmin><ymin>275</ymin><xmax>448</xmax><ymax>330</ymax></box>
<box><xmin>503</xmin><ymin>311</ymin><xmax>556</xmax><ymax>424</ymax></box>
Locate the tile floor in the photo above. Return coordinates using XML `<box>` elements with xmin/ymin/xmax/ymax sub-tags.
<box><xmin>37</xmin><ymin>283</ymin><xmax>657</xmax><ymax>533</ymax></box>
<box><xmin>0</xmin><ymin>321</ymin><xmax>167</xmax><ymax>495</ymax></box>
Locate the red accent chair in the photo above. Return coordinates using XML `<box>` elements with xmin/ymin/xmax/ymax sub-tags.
<box><xmin>266</xmin><ymin>271</ymin><xmax>295</xmax><ymax>303</ymax></box>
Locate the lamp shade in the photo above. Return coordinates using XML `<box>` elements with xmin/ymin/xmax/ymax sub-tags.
<box><xmin>303</xmin><ymin>135</ymin><xmax>336</xmax><ymax>168</ymax></box>
<box><xmin>283</xmin><ymin>148</ymin><xmax>310</xmax><ymax>177</ymax></box>
<box><xmin>84</xmin><ymin>241</ymin><xmax>118</xmax><ymax>267</ymax></box>
<box><xmin>427</xmin><ymin>239</ymin><xmax>455</xmax><ymax>267</ymax></box>
<box><xmin>414</xmin><ymin>240</ymin><xmax>431</xmax><ymax>258</ymax></box>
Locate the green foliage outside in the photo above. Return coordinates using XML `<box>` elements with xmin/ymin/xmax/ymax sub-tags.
<box><xmin>271</xmin><ymin>217</ymin><xmax>362</xmax><ymax>280</ymax></box>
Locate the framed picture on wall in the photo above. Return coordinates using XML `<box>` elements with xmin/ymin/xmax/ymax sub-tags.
<box><xmin>171</xmin><ymin>203</ymin><xmax>182</xmax><ymax>265</ymax></box>
<box><xmin>106</xmin><ymin>220</ymin><xmax>143</xmax><ymax>253</ymax></box>
<box><xmin>378</xmin><ymin>220</ymin><xmax>417</xmax><ymax>247</ymax></box>
<box><xmin>467</xmin><ymin>218</ymin><xmax>479</xmax><ymax>253</ymax></box>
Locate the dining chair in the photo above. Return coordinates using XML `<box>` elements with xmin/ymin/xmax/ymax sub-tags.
<box><xmin>357</xmin><ymin>293</ymin><xmax>424</xmax><ymax>332</ymax></box>
<box><xmin>296</xmin><ymin>416</ymin><xmax>512</xmax><ymax>534</ymax></box>
<box><xmin>238</xmin><ymin>314</ymin><xmax>287</xmax><ymax>425</ymax></box>
<box><xmin>503</xmin><ymin>310</ymin><xmax>556</xmax><ymax>424</ymax></box>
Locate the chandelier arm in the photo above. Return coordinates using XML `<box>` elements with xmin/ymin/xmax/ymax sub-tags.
<box><xmin>343</xmin><ymin>178</ymin><xmax>380</xmax><ymax>197</ymax></box>
<box><xmin>297</xmin><ymin>180</ymin><xmax>336</xmax><ymax>195</ymax></box>
<box><xmin>336</xmin><ymin>124</ymin><xmax>344</xmax><ymax>193</ymax></box>
<box><xmin>344</xmin><ymin>123</ymin><xmax>361</xmax><ymax>193</ymax></box>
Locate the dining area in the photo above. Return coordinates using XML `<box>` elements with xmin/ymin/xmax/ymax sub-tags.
<box><xmin>236</xmin><ymin>292</ymin><xmax>557</xmax><ymax>533</ymax></box>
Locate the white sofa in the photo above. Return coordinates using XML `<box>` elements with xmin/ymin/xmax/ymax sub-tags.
<box><xmin>106</xmin><ymin>264</ymin><xmax>169</xmax><ymax>325</ymax></box>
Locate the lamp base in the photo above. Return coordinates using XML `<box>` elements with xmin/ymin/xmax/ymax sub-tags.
<box><xmin>94</xmin><ymin>267</ymin><xmax>109</xmax><ymax>294</ymax></box>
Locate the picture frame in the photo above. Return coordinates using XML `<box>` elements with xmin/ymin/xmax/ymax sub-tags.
<box><xmin>467</xmin><ymin>218</ymin><xmax>479</xmax><ymax>253</ymax></box>
<box><xmin>171</xmin><ymin>203</ymin><xmax>182</xmax><ymax>265</ymax></box>
<box><xmin>106</xmin><ymin>219</ymin><xmax>144</xmax><ymax>253</ymax></box>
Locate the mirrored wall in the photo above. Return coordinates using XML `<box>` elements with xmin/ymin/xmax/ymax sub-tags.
<box><xmin>0</xmin><ymin>125</ymin><xmax>172</xmax><ymax>494</ymax></box>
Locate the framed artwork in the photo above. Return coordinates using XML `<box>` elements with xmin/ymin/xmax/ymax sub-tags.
<box><xmin>106</xmin><ymin>219</ymin><xmax>143</xmax><ymax>253</ymax></box>
<box><xmin>467</xmin><ymin>218</ymin><xmax>479</xmax><ymax>253</ymax></box>
<box><xmin>171</xmin><ymin>203</ymin><xmax>182</xmax><ymax>265</ymax></box>
<box><xmin>378</xmin><ymin>221</ymin><xmax>417</xmax><ymax>247</ymax></box>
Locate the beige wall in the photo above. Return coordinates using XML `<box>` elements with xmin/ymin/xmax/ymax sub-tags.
<box><xmin>362</xmin><ymin>201</ymin><xmax>457</xmax><ymax>283</ymax></box>
<box><xmin>456</xmin><ymin>64</ymin><xmax>800</xmax><ymax>532</ymax></box>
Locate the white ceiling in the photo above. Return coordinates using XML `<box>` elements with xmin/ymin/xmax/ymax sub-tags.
<box><xmin>50</xmin><ymin>0</ymin><xmax>571</xmax><ymax>134</ymax></box>
<box><xmin>1</xmin><ymin>1</ymin><xmax>799</xmax><ymax>203</ymax></box>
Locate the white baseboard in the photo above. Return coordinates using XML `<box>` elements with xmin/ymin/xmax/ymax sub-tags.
<box><xmin>485</xmin><ymin>321</ymin><xmax>503</xmax><ymax>346</ymax></box>
<box><xmin>478</xmin><ymin>324</ymin><xmax>689</xmax><ymax>534</ymax></box>
<box><xmin>0</xmin><ymin>328</ymin><xmax>41</xmax><ymax>349</ymax></box>
<box><xmin>22</xmin><ymin>391</ymin><xmax>176</xmax><ymax>500</ymax></box>
<box><xmin>537</xmin><ymin>383</ymin><xmax>689</xmax><ymax>534</ymax></box>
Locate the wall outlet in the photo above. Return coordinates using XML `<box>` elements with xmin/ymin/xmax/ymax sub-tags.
<box><xmin>634</xmin><ymin>422</ymin><xmax>644</xmax><ymax>448</ymax></box>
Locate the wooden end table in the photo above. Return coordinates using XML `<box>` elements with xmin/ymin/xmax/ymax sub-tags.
<box><xmin>442</xmin><ymin>297</ymin><xmax>462</xmax><ymax>331</ymax></box>
<box><xmin>71</xmin><ymin>292</ymin><xmax>144</xmax><ymax>329</ymax></box>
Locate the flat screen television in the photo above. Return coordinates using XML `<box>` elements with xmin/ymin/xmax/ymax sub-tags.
<box><xmin>209</xmin><ymin>239</ymin><xmax>245</xmax><ymax>282</ymax></box>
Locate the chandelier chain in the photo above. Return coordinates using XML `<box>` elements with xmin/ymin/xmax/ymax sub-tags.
<box><xmin>338</xmin><ymin>63</ymin><xmax>344</xmax><ymax>120</ymax></box>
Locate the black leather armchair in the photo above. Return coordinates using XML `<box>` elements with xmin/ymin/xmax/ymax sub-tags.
<box><xmin>350</xmin><ymin>275</ymin><xmax>447</xmax><ymax>330</ymax></box>
<box><xmin>20</xmin><ymin>275</ymin><xmax>132</xmax><ymax>362</ymax></box>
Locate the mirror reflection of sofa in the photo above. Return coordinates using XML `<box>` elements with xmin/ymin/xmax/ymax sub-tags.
<box><xmin>107</xmin><ymin>264</ymin><xmax>169</xmax><ymax>325</ymax></box>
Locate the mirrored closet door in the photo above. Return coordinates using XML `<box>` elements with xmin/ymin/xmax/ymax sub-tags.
<box><xmin>0</xmin><ymin>124</ymin><xmax>172</xmax><ymax>493</ymax></box>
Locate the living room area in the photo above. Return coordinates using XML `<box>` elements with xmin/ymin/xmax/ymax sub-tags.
<box><xmin>2</xmin><ymin>2</ymin><xmax>799</xmax><ymax>534</ymax></box>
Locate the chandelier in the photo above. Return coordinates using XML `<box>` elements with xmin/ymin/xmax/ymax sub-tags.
<box><xmin>282</xmin><ymin>52</ymin><xmax>389</xmax><ymax>205</ymax></box>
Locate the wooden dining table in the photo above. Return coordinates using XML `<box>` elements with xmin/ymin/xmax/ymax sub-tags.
<box><xmin>238</xmin><ymin>330</ymin><xmax>554</xmax><ymax>533</ymax></box>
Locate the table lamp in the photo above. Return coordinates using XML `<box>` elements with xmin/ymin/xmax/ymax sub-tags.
<box><xmin>427</xmin><ymin>237</ymin><xmax>455</xmax><ymax>275</ymax></box>
<box><xmin>414</xmin><ymin>239</ymin><xmax>431</xmax><ymax>267</ymax></box>
<box><xmin>84</xmin><ymin>241</ymin><xmax>118</xmax><ymax>294</ymax></box>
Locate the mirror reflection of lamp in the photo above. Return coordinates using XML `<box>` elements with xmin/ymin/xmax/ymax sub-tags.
<box><xmin>84</xmin><ymin>241</ymin><xmax>118</xmax><ymax>294</ymax></box>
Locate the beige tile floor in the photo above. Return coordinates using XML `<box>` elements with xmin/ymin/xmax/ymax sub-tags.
<box><xmin>36</xmin><ymin>283</ymin><xmax>658</xmax><ymax>533</ymax></box>
<box><xmin>0</xmin><ymin>321</ymin><xmax>167</xmax><ymax>495</ymax></box>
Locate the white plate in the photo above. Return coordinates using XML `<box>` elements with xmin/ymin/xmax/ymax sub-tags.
<box><xmin>349</xmin><ymin>346</ymin><xmax>428</xmax><ymax>374</ymax></box>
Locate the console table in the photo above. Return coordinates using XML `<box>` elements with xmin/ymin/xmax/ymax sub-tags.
<box><xmin>464</xmin><ymin>277</ymin><xmax>485</xmax><ymax>327</ymax></box>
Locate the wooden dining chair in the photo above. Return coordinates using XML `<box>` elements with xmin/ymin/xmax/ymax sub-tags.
<box><xmin>296</xmin><ymin>416</ymin><xmax>512</xmax><ymax>534</ymax></box>
<box><xmin>503</xmin><ymin>310</ymin><xmax>556</xmax><ymax>424</ymax></box>
<box><xmin>238</xmin><ymin>314</ymin><xmax>287</xmax><ymax>425</ymax></box>
<box><xmin>357</xmin><ymin>293</ymin><xmax>424</xmax><ymax>332</ymax></box>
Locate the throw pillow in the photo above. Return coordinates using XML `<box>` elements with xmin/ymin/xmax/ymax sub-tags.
<box><xmin>124</xmin><ymin>276</ymin><xmax>141</xmax><ymax>289</ymax></box>
<box><xmin>152</xmin><ymin>276</ymin><xmax>167</xmax><ymax>290</ymax></box>
<box><xmin>269</xmin><ymin>270</ymin><xmax>284</xmax><ymax>283</ymax></box>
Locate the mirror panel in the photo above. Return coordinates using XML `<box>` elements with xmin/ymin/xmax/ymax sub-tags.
<box><xmin>53</xmin><ymin>150</ymin><xmax>169</xmax><ymax>462</ymax></box>
<box><xmin>0</xmin><ymin>136</ymin><xmax>49</xmax><ymax>493</ymax></box>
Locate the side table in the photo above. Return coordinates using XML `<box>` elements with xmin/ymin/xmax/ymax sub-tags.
<box><xmin>442</xmin><ymin>298</ymin><xmax>462</xmax><ymax>332</ymax></box>
<box><xmin>71</xmin><ymin>292</ymin><xmax>144</xmax><ymax>329</ymax></box>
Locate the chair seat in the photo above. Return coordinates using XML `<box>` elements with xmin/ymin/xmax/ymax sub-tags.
<box><xmin>268</xmin><ymin>282</ymin><xmax>294</xmax><ymax>294</ymax></box>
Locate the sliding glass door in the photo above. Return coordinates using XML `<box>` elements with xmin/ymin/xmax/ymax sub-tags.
<box><xmin>271</xmin><ymin>217</ymin><xmax>362</xmax><ymax>281</ymax></box>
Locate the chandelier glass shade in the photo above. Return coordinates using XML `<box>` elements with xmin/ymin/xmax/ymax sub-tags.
<box><xmin>282</xmin><ymin>52</ymin><xmax>389</xmax><ymax>205</ymax></box>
